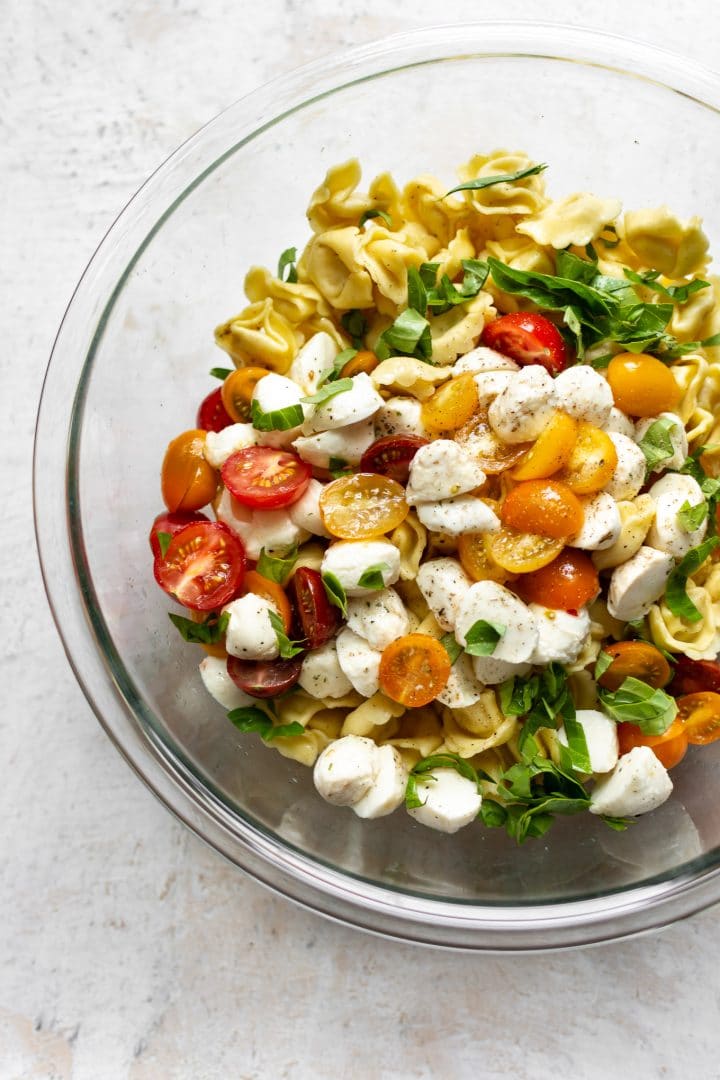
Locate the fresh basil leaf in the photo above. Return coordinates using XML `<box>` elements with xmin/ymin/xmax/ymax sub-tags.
<box><xmin>300</xmin><ymin>377</ymin><xmax>354</xmax><ymax>406</ymax></box>
<box><xmin>341</xmin><ymin>310</ymin><xmax>368</xmax><ymax>349</ymax></box>
<box><xmin>328</xmin><ymin>456</ymin><xmax>352</xmax><ymax>479</ymax></box>
<box><xmin>556</xmin><ymin>250</ymin><xmax>600</xmax><ymax>285</ymax></box>
<box><xmin>588</xmin><ymin>352</ymin><xmax>615</xmax><ymax>369</ymax></box>
<box><xmin>440</xmin><ymin>632</ymin><xmax>462</xmax><ymax>665</ymax></box>
<box><xmin>157</xmin><ymin>531</ymin><xmax>172</xmax><ymax>558</ymax></box>
<box><xmin>598</xmin><ymin>676</ymin><xmax>677</xmax><ymax>735</ymax></box>
<box><xmin>168</xmin><ymin>610</ymin><xmax>229</xmax><ymax>646</ymax></box>
<box><xmin>250</xmin><ymin>399</ymin><xmax>304</xmax><ymax>431</ymax></box>
<box><xmin>562</xmin><ymin>715</ymin><xmax>592</xmax><ymax>774</ymax></box>
<box><xmin>499</xmin><ymin>675</ymin><xmax>540</xmax><ymax>716</ymax></box>
<box><xmin>404</xmin><ymin>773</ymin><xmax>423</xmax><ymax>810</ymax></box>
<box><xmin>359</xmin><ymin>208</ymin><xmax>392</xmax><ymax>228</ymax></box>
<box><xmin>480</xmin><ymin>800</ymin><xmax>508</xmax><ymax>828</ymax></box>
<box><xmin>227</xmin><ymin>706</ymin><xmax>305</xmax><ymax>742</ymax></box>
<box><xmin>418</xmin><ymin>262</ymin><xmax>440</xmax><ymax>288</ymax></box>
<box><xmin>463</xmin><ymin>619</ymin><xmax>505</xmax><ymax>657</ymax></box>
<box><xmin>601</xmin><ymin>815</ymin><xmax>635</xmax><ymax>832</ymax></box>
<box><xmin>492</xmin><ymin>751</ymin><xmax>592</xmax><ymax>843</ymax></box>
<box><xmin>623</xmin><ymin>267</ymin><xmax>711</xmax><ymax>304</ymax></box>
<box><xmin>665</xmin><ymin>536</ymin><xmax>720</xmax><ymax>622</ymax></box>
<box><xmin>318</xmin><ymin>349</ymin><xmax>357</xmax><ymax>386</ymax></box>
<box><xmin>277</xmin><ymin>246</ymin><xmax>298</xmax><ymax>284</ymax></box>
<box><xmin>459</xmin><ymin>258</ymin><xmax>490</xmax><ymax>294</ymax></box>
<box><xmin>407</xmin><ymin>266</ymin><xmax>428</xmax><ymax>315</ymax></box>
<box><xmin>209</xmin><ymin>366</ymin><xmax>232</xmax><ymax>380</ymax></box>
<box><xmin>257</xmin><ymin>545</ymin><xmax>298</xmax><ymax>585</ymax></box>
<box><xmin>637</xmin><ymin>417</ymin><xmax>677</xmax><ymax>474</ymax></box>
<box><xmin>376</xmin><ymin>308</ymin><xmax>433</xmax><ymax>363</ymax></box>
<box><xmin>677</xmin><ymin>499</ymin><xmax>709</xmax><ymax>533</ymax></box>
<box><xmin>444</xmin><ymin>161</ymin><xmax>547</xmax><ymax>198</ymax></box>
<box><xmin>410</xmin><ymin>753</ymin><xmax>487</xmax><ymax>787</ymax></box>
<box><xmin>663</xmin><ymin>331</ymin><xmax>720</xmax><ymax>359</ymax></box>
<box><xmin>321</xmin><ymin>572</ymin><xmax>347</xmax><ymax>617</ymax></box>
<box><xmin>594</xmin><ymin>650</ymin><xmax>614</xmax><ymax>680</ymax></box>
<box><xmin>486</xmin><ymin>257</ymin><xmax>616</xmax><ymax>318</ymax></box>
<box><xmin>357</xmin><ymin>563</ymin><xmax>390</xmax><ymax>591</ymax></box>
<box><xmin>268</xmin><ymin>610</ymin><xmax>304</xmax><ymax>659</ymax></box>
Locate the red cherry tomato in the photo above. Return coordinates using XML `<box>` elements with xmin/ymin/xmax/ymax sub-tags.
<box><xmin>221</xmin><ymin>447</ymin><xmax>312</xmax><ymax>509</ymax></box>
<box><xmin>226</xmin><ymin>655</ymin><xmax>303</xmax><ymax>698</ymax></box>
<box><xmin>669</xmin><ymin>656</ymin><xmax>720</xmax><ymax>696</ymax></box>
<box><xmin>148</xmin><ymin>510</ymin><xmax>209</xmax><ymax>558</ymax></box>
<box><xmin>153</xmin><ymin>521</ymin><xmax>245</xmax><ymax>611</ymax></box>
<box><xmin>197</xmin><ymin>386</ymin><xmax>233</xmax><ymax>433</ymax></box>
<box><xmin>288</xmin><ymin>567</ymin><xmax>340</xmax><ymax>648</ymax></box>
<box><xmin>360</xmin><ymin>435</ymin><xmax>429</xmax><ymax>484</ymax></box>
<box><xmin>481</xmin><ymin>312</ymin><xmax>568</xmax><ymax>374</ymax></box>
<box><xmin>514</xmin><ymin>548</ymin><xmax>599</xmax><ymax>611</ymax></box>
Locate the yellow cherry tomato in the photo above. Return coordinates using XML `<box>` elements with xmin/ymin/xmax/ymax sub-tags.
<box><xmin>677</xmin><ymin>692</ymin><xmax>720</xmax><ymax>746</ymax></box>
<box><xmin>484</xmin><ymin>527</ymin><xmax>564</xmax><ymax>574</ymax></box>
<box><xmin>341</xmin><ymin>350</ymin><xmax>379</xmax><ymax>378</ymax></box>
<box><xmin>379</xmin><ymin>634</ymin><xmax>451</xmax><ymax>708</ymax></box>
<box><xmin>511</xmin><ymin>411</ymin><xmax>578</xmax><ymax>481</ymax></box>
<box><xmin>607</xmin><ymin>353</ymin><xmax>681</xmax><ymax>417</ymax></box>
<box><xmin>161</xmin><ymin>429</ymin><xmax>218</xmax><ymax>512</ymax></box>
<box><xmin>421</xmin><ymin>374</ymin><xmax>479</xmax><ymax>434</ymax></box>
<box><xmin>221</xmin><ymin>366</ymin><xmax>269</xmax><ymax>422</ymax></box>
<box><xmin>455</xmin><ymin>407</ymin><xmax>531</xmax><ymax>474</ymax></box>
<box><xmin>457</xmin><ymin>532</ymin><xmax>516</xmax><ymax>584</ymax></box>
<box><xmin>319</xmin><ymin>473</ymin><xmax>409</xmax><ymax>539</ymax></box>
<box><xmin>559</xmin><ymin>422</ymin><xmax>618</xmax><ymax>495</ymax></box>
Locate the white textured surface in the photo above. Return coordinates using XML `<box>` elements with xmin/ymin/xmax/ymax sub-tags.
<box><xmin>5</xmin><ymin>1</ymin><xmax>720</xmax><ymax>1077</ymax></box>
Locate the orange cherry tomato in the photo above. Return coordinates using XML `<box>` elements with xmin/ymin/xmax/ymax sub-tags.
<box><xmin>243</xmin><ymin>569</ymin><xmax>292</xmax><ymax>633</ymax></box>
<box><xmin>677</xmin><ymin>692</ymin><xmax>720</xmax><ymax>745</ymax></box>
<box><xmin>341</xmin><ymin>350</ymin><xmax>379</xmax><ymax>378</ymax></box>
<box><xmin>161</xmin><ymin>429</ymin><xmax>219</xmax><ymax>512</ymax></box>
<box><xmin>618</xmin><ymin>719</ymin><xmax>688</xmax><ymax>770</ymax></box>
<box><xmin>379</xmin><ymin>634</ymin><xmax>451</xmax><ymax>708</ymax></box>
<box><xmin>501</xmin><ymin>479</ymin><xmax>584</xmax><ymax>540</ymax></box>
<box><xmin>510</xmin><ymin>411</ymin><xmax>578</xmax><ymax>481</ymax></box>
<box><xmin>455</xmin><ymin>408</ymin><xmax>531</xmax><ymax>474</ymax></box>
<box><xmin>221</xmin><ymin>366</ymin><xmax>269</xmax><ymax>422</ymax></box>
<box><xmin>457</xmin><ymin>532</ymin><xmax>516</xmax><ymax>584</ymax></box>
<box><xmin>607</xmin><ymin>353</ymin><xmax>681</xmax><ymax>417</ymax></box>
<box><xmin>484</xmin><ymin>527</ymin><xmax>564</xmax><ymax>574</ymax></box>
<box><xmin>597</xmin><ymin>641</ymin><xmax>672</xmax><ymax>692</ymax></box>
<box><xmin>515</xmin><ymin>548</ymin><xmax>599</xmax><ymax>610</ymax></box>
<box><xmin>559</xmin><ymin>422</ymin><xmax>618</xmax><ymax>495</ymax></box>
<box><xmin>319</xmin><ymin>472</ymin><xmax>409</xmax><ymax>539</ymax></box>
<box><xmin>421</xmin><ymin>374</ymin><xmax>479</xmax><ymax>434</ymax></box>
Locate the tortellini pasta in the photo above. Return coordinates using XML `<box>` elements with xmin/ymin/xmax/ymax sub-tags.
<box><xmin>388</xmin><ymin>511</ymin><xmax>428</xmax><ymax>581</ymax></box>
<box><xmin>592</xmin><ymin>495</ymin><xmax>655</xmax><ymax>571</ymax></box>
<box><xmin>371</xmin><ymin>356</ymin><xmax>453</xmax><ymax>401</ymax></box>
<box><xmin>298</xmin><ymin>227</ymin><xmax>374</xmax><ymax>310</ymax></box>
<box><xmin>648</xmin><ymin>586</ymin><xmax>720</xmax><ymax>661</ymax></box>
<box><xmin>456</xmin><ymin>150</ymin><xmax>548</xmax><ymax>217</ymax></box>
<box><xmin>517</xmin><ymin>193</ymin><xmax>622</xmax><ymax>249</ymax></box>
<box><xmin>621</xmin><ymin>207</ymin><xmax>709</xmax><ymax>278</ymax></box>
<box><xmin>214</xmin><ymin>299</ymin><xmax>300</xmax><ymax>372</ymax></box>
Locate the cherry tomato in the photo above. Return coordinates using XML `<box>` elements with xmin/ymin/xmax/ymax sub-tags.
<box><xmin>510</xmin><ymin>411</ymin><xmax>578</xmax><ymax>481</ymax></box>
<box><xmin>148</xmin><ymin>510</ymin><xmax>209</xmax><ymax>559</ymax></box>
<box><xmin>221</xmin><ymin>367</ymin><xmax>269</xmax><ymax>423</ymax></box>
<box><xmin>515</xmin><ymin>548</ymin><xmax>599</xmax><ymax>610</ymax></box>
<box><xmin>669</xmin><ymin>656</ymin><xmax>720</xmax><ymax>696</ymax></box>
<box><xmin>221</xmin><ymin>447</ymin><xmax>311</xmax><ymax>509</ymax></box>
<box><xmin>161</xmin><ymin>430</ymin><xmax>219</xmax><ymax>513</ymax></box>
<box><xmin>481</xmin><ymin>312</ymin><xmax>568</xmax><ymax>374</ymax></box>
<box><xmin>319</xmin><ymin>473</ymin><xmax>409</xmax><ymax>539</ymax></box>
<box><xmin>597</xmin><ymin>641</ymin><xmax>672</xmax><ymax>692</ymax></box>
<box><xmin>421</xmin><ymin>374</ymin><xmax>479</xmax><ymax>434</ymax></box>
<box><xmin>154</xmin><ymin>522</ymin><xmax>245</xmax><ymax>611</ymax></box>
<box><xmin>288</xmin><ymin>567</ymin><xmax>340</xmax><ymax>648</ymax></box>
<box><xmin>484</xmin><ymin>527</ymin><xmax>564</xmax><ymax>574</ymax></box>
<box><xmin>360</xmin><ymin>435</ymin><xmax>429</xmax><ymax>484</ymax></box>
<box><xmin>501</xmin><ymin>479</ymin><xmax>584</xmax><ymax>540</ymax></box>
<box><xmin>197</xmin><ymin>386</ymin><xmax>233</xmax><ymax>433</ymax></box>
<box><xmin>341</xmin><ymin>350</ymin><xmax>379</xmax><ymax>378</ymax></box>
<box><xmin>457</xmin><ymin>532</ymin><xmax>516</xmax><ymax>584</ymax></box>
<box><xmin>378</xmin><ymin>634</ymin><xmax>451</xmax><ymax>708</ymax></box>
<box><xmin>607</xmin><ymin>353</ymin><xmax>681</xmax><ymax>417</ymax></box>
<box><xmin>226</xmin><ymin>655</ymin><xmax>303</xmax><ymax>698</ymax></box>
<box><xmin>559</xmin><ymin>422</ymin><xmax>618</xmax><ymax>495</ymax></box>
<box><xmin>617</xmin><ymin>719</ymin><xmax>688</xmax><ymax>770</ymax></box>
<box><xmin>455</xmin><ymin>407</ymin><xmax>531</xmax><ymax>474</ymax></box>
<box><xmin>677</xmin><ymin>692</ymin><xmax>720</xmax><ymax>745</ymax></box>
<box><xmin>243</xmin><ymin>569</ymin><xmax>292</xmax><ymax>633</ymax></box>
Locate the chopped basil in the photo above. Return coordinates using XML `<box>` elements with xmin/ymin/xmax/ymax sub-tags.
<box><xmin>169</xmin><ymin>610</ymin><xmax>229</xmax><ymax>646</ymax></box>
<box><xmin>677</xmin><ymin>499</ymin><xmax>709</xmax><ymax>533</ymax></box>
<box><xmin>499</xmin><ymin>674</ymin><xmax>541</xmax><ymax>717</ymax></box>
<box><xmin>598</xmin><ymin>676</ymin><xmax>677</xmax><ymax>735</ymax></box>
<box><xmin>375</xmin><ymin>308</ymin><xmax>433</xmax><ymax>363</ymax></box>
<box><xmin>663</xmin><ymin>331</ymin><xmax>720</xmax><ymax>360</ymax></box>
<box><xmin>341</xmin><ymin>310</ymin><xmax>368</xmax><ymax>349</ymax></box>
<box><xmin>665</xmin><ymin>536</ymin><xmax>720</xmax><ymax>622</ymax></box>
<box><xmin>440</xmin><ymin>632</ymin><xmax>462</xmax><ymax>665</ymax></box>
<box><xmin>484</xmin><ymin>751</ymin><xmax>593</xmax><ymax>844</ymax></box>
<box><xmin>407</xmin><ymin>265</ymin><xmax>427</xmax><ymax>315</ymax></box>
<box><xmin>463</xmin><ymin>619</ymin><xmax>505</xmax><ymax>657</ymax></box>
<box><xmin>257</xmin><ymin>545</ymin><xmax>298</xmax><ymax>585</ymax></box>
<box><xmin>318</xmin><ymin>349</ymin><xmax>356</xmax><ymax>386</ymax></box>
<box><xmin>623</xmin><ymin>268</ymin><xmax>711</xmax><ymax>304</ymax></box>
<box><xmin>250</xmin><ymin>399</ymin><xmax>304</xmax><ymax>431</ymax></box>
<box><xmin>328</xmin><ymin>456</ymin><xmax>353</xmax><ymax>479</ymax></box>
<box><xmin>356</xmin><ymin>563</ymin><xmax>390</xmax><ymax>591</ymax></box>
<box><xmin>359</xmin><ymin>208</ymin><xmax>392</xmax><ymax>228</ymax></box>
<box><xmin>459</xmin><ymin>258</ymin><xmax>490</xmax><ymax>295</ymax></box>
<box><xmin>277</xmin><ymin>246</ymin><xmax>298</xmax><ymax>283</ymax></box>
<box><xmin>405</xmin><ymin>752</ymin><xmax>486</xmax><ymax>810</ymax></box>
<box><xmin>268</xmin><ymin>610</ymin><xmax>304</xmax><ymax>659</ymax></box>
<box><xmin>637</xmin><ymin>417</ymin><xmax>677</xmax><ymax>474</ymax></box>
<box><xmin>227</xmin><ymin>706</ymin><xmax>305</xmax><ymax>742</ymax></box>
<box><xmin>418</xmin><ymin>262</ymin><xmax>440</xmax><ymax>288</ymax></box>
<box><xmin>209</xmin><ymin>366</ymin><xmax>232</xmax><ymax>380</ymax></box>
<box><xmin>561</xmin><ymin>715</ymin><xmax>592</xmax><ymax>774</ymax></box>
<box><xmin>444</xmin><ymin>161</ymin><xmax>547</xmax><ymax>198</ymax></box>
<box><xmin>588</xmin><ymin>352</ymin><xmax>615</xmax><ymax>369</ymax></box>
<box><xmin>594</xmin><ymin>649</ymin><xmax>615</xmax><ymax>680</ymax></box>
<box><xmin>321</xmin><ymin>572</ymin><xmax>347</xmax><ymax>616</ymax></box>
<box><xmin>300</xmin><ymin>378</ymin><xmax>354</xmax><ymax>406</ymax></box>
<box><xmin>156</xmin><ymin>531</ymin><xmax>172</xmax><ymax>558</ymax></box>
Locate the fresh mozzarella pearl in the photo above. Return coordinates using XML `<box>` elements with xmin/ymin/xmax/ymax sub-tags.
<box><xmin>589</xmin><ymin>746</ymin><xmax>673</xmax><ymax>817</ymax></box>
<box><xmin>299</xmin><ymin>639</ymin><xmax>354</xmax><ymax>700</ymax></box>
<box><xmin>488</xmin><ymin>366</ymin><xmax>557</xmax><ymax>443</ymax></box>
<box><xmin>407</xmin><ymin>768</ymin><xmax>482</xmax><ymax>833</ymax></box>
<box><xmin>321</xmin><ymin>541</ymin><xmax>401</xmax><ymax>598</ymax></box>
<box><xmin>529</xmin><ymin>606</ymin><xmax>591</xmax><ymax>666</ymax></box>
<box><xmin>313</xmin><ymin>735</ymin><xmax>379</xmax><ymax>806</ymax></box>
<box><xmin>452</xmin><ymin>346</ymin><xmax>519</xmax><ymax>374</ymax></box>
<box><xmin>302</xmin><ymin>372</ymin><xmax>384</xmax><ymax>433</ymax></box>
<box><xmin>335</xmin><ymin>628</ymin><xmax>382</xmax><ymax>698</ymax></box>
<box><xmin>646</xmin><ymin>474</ymin><xmax>707</xmax><ymax>558</ymax></box>
<box><xmin>558</xmin><ymin>709</ymin><xmax>619</xmax><ymax>774</ymax></box>
<box><xmin>473</xmin><ymin>370</ymin><xmax>514</xmax><ymax>408</ymax></box>
<box><xmin>607</xmin><ymin>546</ymin><xmax>674</xmax><ymax>622</ymax></box>
<box><xmin>345</xmin><ymin>588</ymin><xmax>409</xmax><ymax>650</ymax></box>
<box><xmin>288</xmin><ymin>332</ymin><xmax>336</xmax><ymax>396</ymax></box>
<box><xmin>572</xmin><ymin>493</ymin><xmax>622</xmax><ymax>551</ymax></box>
<box><xmin>635</xmin><ymin>412</ymin><xmax>688</xmax><ymax>473</ymax></box>
<box><xmin>199</xmin><ymin>656</ymin><xmax>255</xmax><ymax>710</ymax></box>
<box><xmin>223</xmin><ymin>594</ymin><xmax>279</xmax><ymax>661</ymax></box>
<box><xmin>553</xmin><ymin>366</ymin><xmax>614</xmax><ymax>426</ymax></box>
<box><xmin>215</xmin><ymin>488</ymin><xmax>308</xmax><ymax>560</ymax></box>
<box><xmin>292</xmin><ymin>418</ymin><xmax>376</xmax><ymax>467</ymax></box>
<box><xmin>287</xmin><ymin>478</ymin><xmax>330</xmax><ymax>537</ymax></box>
<box><xmin>352</xmin><ymin>746</ymin><xmax>408</xmax><ymax>819</ymax></box>
<box><xmin>251</xmin><ymin>373</ymin><xmax>306</xmax><ymax>449</ymax></box>
<box><xmin>203</xmin><ymin>423</ymin><xmax>258</xmax><ymax>469</ymax></box>
<box><xmin>416</xmin><ymin>496</ymin><xmax>500</xmax><ymax>536</ymax></box>
<box><xmin>416</xmin><ymin>557</ymin><xmax>473</xmax><ymax>632</ymax></box>
<box><xmin>604</xmin><ymin>433</ymin><xmax>647</xmax><ymax>501</ymax></box>
<box><xmin>374</xmin><ymin>396</ymin><xmax>428</xmax><ymax>438</ymax></box>
<box><xmin>455</xmin><ymin>581</ymin><xmax>538</xmax><ymax>664</ymax></box>
<box><xmin>405</xmin><ymin>440</ymin><xmax>486</xmax><ymax>504</ymax></box>
<box><xmin>436</xmin><ymin>653</ymin><xmax>485</xmax><ymax>708</ymax></box>
<box><xmin>603</xmin><ymin>406</ymin><xmax>635</xmax><ymax>439</ymax></box>
<box><xmin>471</xmin><ymin>656</ymin><xmax>532</xmax><ymax>686</ymax></box>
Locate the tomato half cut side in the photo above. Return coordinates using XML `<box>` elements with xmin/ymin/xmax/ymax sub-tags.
<box><xmin>222</xmin><ymin>447</ymin><xmax>312</xmax><ymax>509</ymax></box>
<box><xmin>197</xmin><ymin>386</ymin><xmax>233</xmax><ymax>433</ymax></box>
<box><xmin>597</xmin><ymin>641</ymin><xmax>672</xmax><ymax>691</ymax></box>
<box><xmin>154</xmin><ymin>521</ymin><xmax>245</xmax><ymax>611</ymax></box>
<box><xmin>378</xmin><ymin>634</ymin><xmax>451</xmax><ymax>708</ymax></box>
<box><xmin>360</xmin><ymin>435</ymin><xmax>429</xmax><ymax>484</ymax></box>
<box><xmin>617</xmin><ymin>719</ymin><xmax>688</xmax><ymax>770</ymax></box>
<box><xmin>148</xmin><ymin>510</ymin><xmax>209</xmax><ymax>558</ymax></box>
<box><xmin>514</xmin><ymin>548</ymin><xmax>599</xmax><ymax>610</ymax></box>
<box><xmin>677</xmin><ymin>692</ymin><xmax>720</xmax><ymax>745</ymax></box>
<box><xmin>226</xmin><ymin>655</ymin><xmax>303</xmax><ymax>698</ymax></box>
<box><xmin>669</xmin><ymin>656</ymin><xmax>720</xmax><ymax>696</ymax></box>
<box><xmin>481</xmin><ymin>312</ymin><xmax>568</xmax><ymax>374</ymax></box>
<box><xmin>288</xmin><ymin>567</ymin><xmax>340</xmax><ymax>648</ymax></box>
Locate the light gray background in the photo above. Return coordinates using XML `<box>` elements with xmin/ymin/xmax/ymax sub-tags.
<box><xmin>4</xmin><ymin>2</ymin><xmax>720</xmax><ymax>1077</ymax></box>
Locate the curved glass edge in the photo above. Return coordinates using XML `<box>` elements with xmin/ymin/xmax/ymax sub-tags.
<box><xmin>34</xmin><ymin>22</ymin><xmax>720</xmax><ymax>949</ymax></box>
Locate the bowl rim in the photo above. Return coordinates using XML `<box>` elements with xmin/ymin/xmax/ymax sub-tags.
<box><xmin>34</xmin><ymin>20</ymin><xmax>720</xmax><ymax>950</ymax></box>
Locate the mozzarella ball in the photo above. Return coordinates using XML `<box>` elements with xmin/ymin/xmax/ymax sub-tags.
<box><xmin>471</xmin><ymin>656</ymin><xmax>532</xmax><ymax>686</ymax></box>
<box><xmin>203</xmin><ymin>423</ymin><xmax>258</xmax><ymax>469</ymax></box>
<box><xmin>473</xmin><ymin>370</ymin><xmax>514</xmax><ymax>408</ymax></box>
<box><xmin>572</xmin><ymin>492</ymin><xmax>622</xmax><ymax>551</ymax></box>
<box><xmin>553</xmin><ymin>366</ymin><xmax>614</xmax><ymax>426</ymax></box>
<box><xmin>529</xmin><ymin>606</ymin><xmax>591</xmax><ymax>666</ymax></box>
<box><xmin>199</xmin><ymin>656</ymin><xmax>255</xmax><ymax>710</ymax></box>
<box><xmin>607</xmin><ymin>545</ymin><xmax>674</xmax><ymax>622</ymax></box>
<box><xmin>352</xmin><ymin>746</ymin><xmax>408</xmax><ymax>819</ymax></box>
<box><xmin>288</xmin><ymin>331</ymin><xmax>336</xmax><ymax>396</ymax></box>
<box><xmin>299</xmin><ymin>640</ymin><xmax>354</xmax><ymax>700</ymax></box>
<box><xmin>287</xmin><ymin>478</ymin><xmax>330</xmax><ymax>537</ymax></box>
<box><xmin>604</xmin><ymin>433</ymin><xmax>647</xmax><ymax>501</ymax></box>
<box><xmin>321</xmin><ymin>541</ymin><xmax>401</xmax><ymax>598</ymax></box>
<box><xmin>335</xmin><ymin>628</ymin><xmax>382</xmax><ymax>698</ymax></box>
<box><xmin>313</xmin><ymin>735</ymin><xmax>379</xmax><ymax>806</ymax></box>
<box><xmin>292</xmin><ymin>418</ymin><xmax>376</xmax><ymax>468</ymax></box>
<box><xmin>407</xmin><ymin>768</ymin><xmax>482</xmax><ymax>834</ymax></box>
<box><xmin>223</xmin><ymin>594</ymin><xmax>279</xmax><ymax>661</ymax></box>
<box><xmin>452</xmin><ymin>346</ymin><xmax>519</xmax><ymax>374</ymax></box>
<box><xmin>435</xmin><ymin>653</ymin><xmax>485</xmax><ymax>708</ymax></box>
<box><xmin>416</xmin><ymin>496</ymin><xmax>500</xmax><ymax>536</ymax></box>
<box><xmin>603</xmin><ymin>406</ymin><xmax>635</xmax><ymax>439</ymax></box>
<box><xmin>252</xmin><ymin>372</ymin><xmax>305</xmax><ymax>449</ymax></box>
<box><xmin>303</xmin><ymin>372</ymin><xmax>384</xmax><ymax>433</ymax></box>
<box><xmin>488</xmin><ymin>366</ymin><xmax>557</xmax><ymax>443</ymax></box>
<box><xmin>646</xmin><ymin>473</ymin><xmax>707</xmax><ymax>558</ymax></box>
<box><xmin>406</xmin><ymin>440</ymin><xmax>486</xmax><ymax>504</ymax></box>
<box><xmin>589</xmin><ymin>746</ymin><xmax>673</xmax><ymax>817</ymax></box>
<box><xmin>558</xmin><ymin>709</ymin><xmax>619</xmax><ymax>775</ymax></box>
<box><xmin>635</xmin><ymin>412</ymin><xmax>688</xmax><ymax>473</ymax></box>
<box><xmin>374</xmin><ymin>396</ymin><xmax>428</xmax><ymax>438</ymax></box>
<box><xmin>416</xmin><ymin>557</ymin><xmax>473</xmax><ymax>631</ymax></box>
<box><xmin>455</xmin><ymin>581</ymin><xmax>538</xmax><ymax>664</ymax></box>
<box><xmin>345</xmin><ymin>588</ymin><xmax>409</xmax><ymax>651</ymax></box>
<box><xmin>215</xmin><ymin>488</ymin><xmax>308</xmax><ymax>560</ymax></box>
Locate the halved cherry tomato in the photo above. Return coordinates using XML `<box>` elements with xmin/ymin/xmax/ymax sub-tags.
<box><xmin>607</xmin><ymin>353</ymin><xmax>681</xmax><ymax>417</ymax></box>
<box><xmin>149</xmin><ymin>510</ymin><xmax>209</xmax><ymax>558</ymax></box>
<box><xmin>455</xmin><ymin>407</ymin><xmax>531</xmax><ymax>474</ymax></box>
<box><xmin>319</xmin><ymin>473</ymin><xmax>409</xmax><ymax>539</ymax></box>
<box><xmin>514</xmin><ymin>548</ymin><xmax>599</xmax><ymax>610</ymax></box>
<box><xmin>421</xmin><ymin>374</ymin><xmax>479</xmax><ymax>434</ymax></box>
<box><xmin>197</xmin><ymin>386</ymin><xmax>233</xmax><ymax>433</ymax></box>
<box><xmin>617</xmin><ymin>719</ymin><xmax>688</xmax><ymax>770</ymax></box>
<box><xmin>669</xmin><ymin>656</ymin><xmax>720</xmax><ymax>696</ymax></box>
<box><xmin>677</xmin><ymin>692</ymin><xmax>720</xmax><ymax>745</ymax></box>
<box><xmin>221</xmin><ymin>367</ymin><xmax>269</xmax><ymax>423</ymax></box>
<box><xmin>221</xmin><ymin>447</ymin><xmax>311</xmax><ymax>509</ymax></box>
<box><xmin>288</xmin><ymin>567</ymin><xmax>340</xmax><ymax>648</ymax></box>
<box><xmin>511</xmin><ymin>411</ymin><xmax>578</xmax><ymax>481</ymax></box>
<box><xmin>378</xmin><ymin>634</ymin><xmax>451</xmax><ymax>708</ymax></box>
<box><xmin>597</xmin><ymin>641</ymin><xmax>672</xmax><ymax>692</ymax></box>
<box><xmin>341</xmin><ymin>350</ymin><xmax>378</xmax><ymax>378</ymax></box>
<box><xmin>458</xmin><ymin>532</ymin><xmax>515</xmax><ymax>584</ymax></box>
<box><xmin>161</xmin><ymin>430</ymin><xmax>219</xmax><ymax>513</ymax></box>
<box><xmin>154</xmin><ymin>521</ymin><xmax>245</xmax><ymax>611</ymax></box>
<box><xmin>501</xmin><ymin>479</ymin><xmax>584</xmax><ymax>539</ymax></box>
<box><xmin>484</xmin><ymin>527</ymin><xmax>564</xmax><ymax>574</ymax></box>
<box><xmin>481</xmin><ymin>312</ymin><xmax>568</xmax><ymax>374</ymax></box>
<box><xmin>360</xmin><ymin>435</ymin><xmax>428</xmax><ymax>484</ymax></box>
<box><xmin>226</xmin><ymin>655</ymin><xmax>303</xmax><ymax>698</ymax></box>
<box><xmin>559</xmin><ymin>422</ymin><xmax>618</xmax><ymax>495</ymax></box>
<box><xmin>243</xmin><ymin>569</ymin><xmax>292</xmax><ymax>633</ymax></box>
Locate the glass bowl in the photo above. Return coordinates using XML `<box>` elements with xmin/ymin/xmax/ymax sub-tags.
<box><xmin>34</xmin><ymin>22</ymin><xmax>720</xmax><ymax>950</ymax></box>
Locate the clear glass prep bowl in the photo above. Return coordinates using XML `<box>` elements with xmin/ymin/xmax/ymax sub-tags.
<box><xmin>34</xmin><ymin>23</ymin><xmax>720</xmax><ymax>950</ymax></box>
